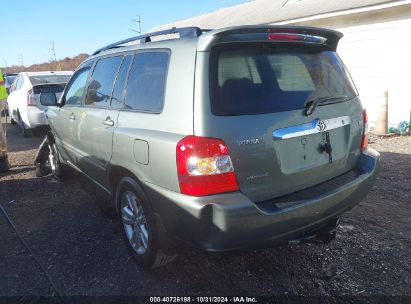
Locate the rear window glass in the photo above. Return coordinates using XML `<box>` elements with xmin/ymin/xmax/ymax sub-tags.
<box><xmin>29</xmin><ymin>75</ymin><xmax>71</xmax><ymax>85</ymax></box>
<box><xmin>210</xmin><ymin>43</ymin><xmax>357</xmax><ymax>116</ymax></box>
<box><xmin>124</xmin><ymin>51</ymin><xmax>170</xmax><ymax>113</ymax></box>
<box><xmin>33</xmin><ymin>84</ymin><xmax>66</xmax><ymax>105</ymax></box>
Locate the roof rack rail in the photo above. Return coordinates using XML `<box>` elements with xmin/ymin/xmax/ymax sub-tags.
<box><xmin>92</xmin><ymin>27</ymin><xmax>208</xmax><ymax>56</ymax></box>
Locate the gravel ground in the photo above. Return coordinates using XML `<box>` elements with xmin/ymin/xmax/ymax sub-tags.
<box><xmin>0</xmin><ymin>122</ymin><xmax>410</xmax><ymax>302</ymax></box>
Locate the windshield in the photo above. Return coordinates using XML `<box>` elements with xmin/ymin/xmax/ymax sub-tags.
<box><xmin>210</xmin><ymin>43</ymin><xmax>358</xmax><ymax>116</ymax></box>
<box><xmin>29</xmin><ymin>74</ymin><xmax>71</xmax><ymax>85</ymax></box>
<box><xmin>5</xmin><ymin>76</ymin><xmax>16</xmax><ymax>84</ymax></box>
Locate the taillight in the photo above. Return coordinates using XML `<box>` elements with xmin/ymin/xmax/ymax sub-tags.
<box><xmin>361</xmin><ymin>109</ymin><xmax>369</xmax><ymax>152</ymax></box>
<box><xmin>176</xmin><ymin>136</ymin><xmax>239</xmax><ymax>196</ymax></box>
<box><xmin>27</xmin><ymin>89</ymin><xmax>36</xmax><ymax>106</ymax></box>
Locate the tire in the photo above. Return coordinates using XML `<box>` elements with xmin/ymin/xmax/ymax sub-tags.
<box><xmin>116</xmin><ymin>177</ymin><xmax>176</xmax><ymax>269</ymax></box>
<box><xmin>47</xmin><ymin>142</ymin><xmax>70</xmax><ymax>181</ymax></box>
<box><xmin>35</xmin><ymin>137</ymin><xmax>53</xmax><ymax>177</ymax></box>
<box><xmin>35</xmin><ymin>162</ymin><xmax>52</xmax><ymax>177</ymax></box>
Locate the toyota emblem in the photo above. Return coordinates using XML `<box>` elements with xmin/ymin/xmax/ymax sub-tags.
<box><xmin>317</xmin><ymin>120</ymin><xmax>327</xmax><ymax>131</ymax></box>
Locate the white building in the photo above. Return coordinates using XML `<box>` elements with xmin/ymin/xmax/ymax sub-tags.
<box><xmin>153</xmin><ymin>0</ymin><xmax>411</xmax><ymax>126</ymax></box>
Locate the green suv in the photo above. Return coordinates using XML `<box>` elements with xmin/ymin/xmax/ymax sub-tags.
<box><xmin>41</xmin><ymin>26</ymin><xmax>380</xmax><ymax>268</ymax></box>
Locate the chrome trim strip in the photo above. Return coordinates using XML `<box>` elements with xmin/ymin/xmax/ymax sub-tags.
<box><xmin>273</xmin><ymin>116</ymin><xmax>350</xmax><ymax>140</ymax></box>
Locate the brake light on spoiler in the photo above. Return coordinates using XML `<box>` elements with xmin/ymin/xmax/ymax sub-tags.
<box><xmin>268</xmin><ymin>31</ymin><xmax>327</xmax><ymax>44</ymax></box>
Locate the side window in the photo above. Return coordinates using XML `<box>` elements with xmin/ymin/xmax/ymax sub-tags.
<box><xmin>110</xmin><ymin>55</ymin><xmax>132</xmax><ymax>108</ymax></box>
<box><xmin>124</xmin><ymin>51</ymin><xmax>170</xmax><ymax>113</ymax></box>
<box><xmin>64</xmin><ymin>68</ymin><xmax>91</xmax><ymax>106</ymax></box>
<box><xmin>85</xmin><ymin>56</ymin><xmax>123</xmax><ymax>107</ymax></box>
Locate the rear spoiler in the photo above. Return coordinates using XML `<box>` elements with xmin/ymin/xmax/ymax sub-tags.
<box><xmin>197</xmin><ymin>25</ymin><xmax>343</xmax><ymax>51</ymax></box>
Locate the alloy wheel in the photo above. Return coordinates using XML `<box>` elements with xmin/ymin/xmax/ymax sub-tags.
<box><xmin>121</xmin><ymin>191</ymin><xmax>149</xmax><ymax>255</ymax></box>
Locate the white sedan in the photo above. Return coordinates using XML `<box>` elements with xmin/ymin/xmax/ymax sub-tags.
<box><xmin>7</xmin><ymin>71</ymin><xmax>73</xmax><ymax>137</ymax></box>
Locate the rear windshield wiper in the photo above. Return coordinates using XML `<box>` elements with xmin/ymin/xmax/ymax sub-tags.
<box><xmin>305</xmin><ymin>95</ymin><xmax>349</xmax><ymax>116</ymax></box>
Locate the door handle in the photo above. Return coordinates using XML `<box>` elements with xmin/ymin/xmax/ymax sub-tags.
<box><xmin>69</xmin><ymin>113</ymin><xmax>75</xmax><ymax>121</ymax></box>
<box><xmin>103</xmin><ymin>117</ymin><xmax>114</xmax><ymax>126</ymax></box>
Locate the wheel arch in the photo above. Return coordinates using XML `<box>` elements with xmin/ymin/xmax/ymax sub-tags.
<box><xmin>108</xmin><ymin>164</ymin><xmax>176</xmax><ymax>254</ymax></box>
<box><xmin>17</xmin><ymin>108</ymin><xmax>30</xmax><ymax>129</ymax></box>
<box><xmin>45</xmin><ymin>130</ymin><xmax>56</xmax><ymax>144</ymax></box>
<box><xmin>108</xmin><ymin>165</ymin><xmax>142</xmax><ymax>194</ymax></box>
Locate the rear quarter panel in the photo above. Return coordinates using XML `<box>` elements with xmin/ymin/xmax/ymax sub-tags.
<box><xmin>110</xmin><ymin>41</ymin><xmax>198</xmax><ymax>192</ymax></box>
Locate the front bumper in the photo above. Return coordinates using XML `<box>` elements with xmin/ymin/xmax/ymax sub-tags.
<box><xmin>145</xmin><ymin>149</ymin><xmax>380</xmax><ymax>251</ymax></box>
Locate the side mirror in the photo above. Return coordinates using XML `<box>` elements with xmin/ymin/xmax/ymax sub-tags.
<box><xmin>39</xmin><ymin>92</ymin><xmax>58</xmax><ymax>106</ymax></box>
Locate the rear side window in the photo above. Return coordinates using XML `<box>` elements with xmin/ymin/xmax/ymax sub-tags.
<box><xmin>124</xmin><ymin>51</ymin><xmax>170</xmax><ymax>113</ymax></box>
<box><xmin>210</xmin><ymin>43</ymin><xmax>357</xmax><ymax>116</ymax></box>
<box><xmin>85</xmin><ymin>56</ymin><xmax>123</xmax><ymax>107</ymax></box>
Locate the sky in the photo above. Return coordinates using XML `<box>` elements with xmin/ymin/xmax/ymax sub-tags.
<box><xmin>1</xmin><ymin>0</ymin><xmax>249</xmax><ymax>67</ymax></box>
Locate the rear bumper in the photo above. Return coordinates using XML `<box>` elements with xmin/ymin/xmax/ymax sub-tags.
<box><xmin>25</xmin><ymin>106</ymin><xmax>47</xmax><ymax>129</ymax></box>
<box><xmin>145</xmin><ymin>149</ymin><xmax>380</xmax><ymax>251</ymax></box>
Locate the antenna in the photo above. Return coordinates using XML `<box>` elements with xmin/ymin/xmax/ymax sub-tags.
<box><xmin>130</xmin><ymin>15</ymin><xmax>142</xmax><ymax>34</ymax></box>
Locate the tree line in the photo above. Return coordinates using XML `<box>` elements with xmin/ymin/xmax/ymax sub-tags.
<box><xmin>2</xmin><ymin>54</ymin><xmax>89</xmax><ymax>74</ymax></box>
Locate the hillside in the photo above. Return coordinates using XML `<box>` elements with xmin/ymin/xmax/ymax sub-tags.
<box><xmin>2</xmin><ymin>53</ymin><xmax>89</xmax><ymax>73</ymax></box>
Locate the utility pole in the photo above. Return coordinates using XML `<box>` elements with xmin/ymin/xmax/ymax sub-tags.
<box><xmin>130</xmin><ymin>16</ymin><xmax>142</xmax><ymax>34</ymax></box>
<box><xmin>18</xmin><ymin>54</ymin><xmax>24</xmax><ymax>71</ymax></box>
<box><xmin>2</xmin><ymin>60</ymin><xmax>7</xmax><ymax>73</ymax></box>
<box><xmin>50</xmin><ymin>40</ymin><xmax>58</xmax><ymax>70</ymax></box>
<box><xmin>50</xmin><ymin>41</ymin><xmax>57</xmax><ymax>62</ymax></box>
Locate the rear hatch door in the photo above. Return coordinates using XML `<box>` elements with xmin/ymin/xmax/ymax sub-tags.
<box><xmin>198</xmin><ymin>41</ymin><xmax>364</xmax><ymax>202</ymax></box>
